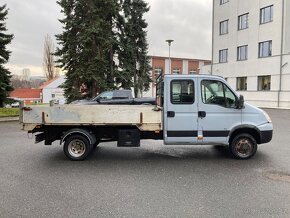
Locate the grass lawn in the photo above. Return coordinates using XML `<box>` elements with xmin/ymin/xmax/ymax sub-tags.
<box><xmin>0</xmin><ymin>108</ymin><xmax>20</xmax><ymax>117</ymax></box>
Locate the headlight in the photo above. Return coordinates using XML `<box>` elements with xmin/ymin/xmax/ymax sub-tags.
<box><xmin>263</xmin><ymin>110</ymin><xmax>272</xmax><ymax>123</ymax></box>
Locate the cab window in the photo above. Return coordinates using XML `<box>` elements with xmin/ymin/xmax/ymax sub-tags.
<box><xmin>201</xmin><ymin>80</ymin><xmax>236</xmax><ymax>108</ymax></box>
<box><xmin>171</xmin><ymin>80</ymin><xmax>194</xmax><ymax>104</ymax></box>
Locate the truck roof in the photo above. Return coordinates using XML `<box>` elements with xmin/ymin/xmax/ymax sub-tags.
<box><xmin>164</xmin><ymin>74</ymin><xmax>224</xmax><ymax>80</ymax></box>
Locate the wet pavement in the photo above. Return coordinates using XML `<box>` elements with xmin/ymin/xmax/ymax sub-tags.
<box><xmin>0</xmin><ymin>109</ymin><xmax>289</xmax><ymax>217</ymax></box>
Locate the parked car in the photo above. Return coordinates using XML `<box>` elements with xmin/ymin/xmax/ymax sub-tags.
<box><xmin>5</xmin><ymin>101</ymin><xmax>20</xmax><ymax>108</ymax></box>
<box><xmin>11</xmin><ymin>102</ymin><xmax>20</xmax><ymax>108</ymax></box>
<box><xmin>71</xmin><ymin>90</ymin><xmax>156</xmax><ymax>105</ymax></box>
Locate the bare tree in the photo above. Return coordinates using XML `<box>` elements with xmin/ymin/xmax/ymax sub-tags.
<box><xmin>43</xmin><ymin>34</ymin><xmax>57</xmax><ymax>80</ymax></box>
<box><xmin>10</xmin><ymin>75</ymin><xmax>45</xmax><ymax>89</ymax></box>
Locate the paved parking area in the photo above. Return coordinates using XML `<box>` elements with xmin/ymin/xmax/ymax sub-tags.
<box><xmin>0</xmin><ymin>109</ymin><xmax>289</xmax><ymax>217</ymax></box>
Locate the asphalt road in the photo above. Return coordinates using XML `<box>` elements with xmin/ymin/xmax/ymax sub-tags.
<box><xmin>0</xmin><ymin>109</ymin><xmax>290</xmax><ymax>218</ymax></box>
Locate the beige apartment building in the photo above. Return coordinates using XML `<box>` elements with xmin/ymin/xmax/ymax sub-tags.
<box><xmin>208</xmin><ymin>0</ymin><xmax>290</xmax><ymax>108</ymax></box>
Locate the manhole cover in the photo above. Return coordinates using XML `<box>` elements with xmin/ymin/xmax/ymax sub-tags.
<box><xmin>264</xmin><ymin>171</ymin><xmax>290</xmax><ymax>183</ymax></box>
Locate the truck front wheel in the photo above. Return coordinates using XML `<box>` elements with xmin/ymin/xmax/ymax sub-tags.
<box><xmin>63</xmin><ymin>135</ymin><xmax>93</xmax><ymax>161</ymax></box>
<box><xmin>229</xmin><ymin>133</ymin><xmax>257</xmax><ymax>159</ymax></box>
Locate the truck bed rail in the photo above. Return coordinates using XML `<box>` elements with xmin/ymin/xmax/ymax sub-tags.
<box><xmin>20</xmin><ymin>104</ymin><xmax>162</xmax><ymax>132</ymax></box>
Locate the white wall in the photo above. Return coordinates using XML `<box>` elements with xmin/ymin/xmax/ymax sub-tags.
<box><xmin>200</xmin><ymin>65</ymin><xmax>211</xmax><ymax>75</ymax></box>
<box><xmin>165</xmin><ymin>59</ymin><xmax>170</xmax><ymax>74</ymax></box>
<box><xmin>182</xmin><ymin>60</ymin><xmax>189</xmax><ymax>74</ymax></box>
<box><xmin>42</xmin><ymin>77</ymin><xmax>66</xmax><ymax>104</ymax></box>
<box><xmin>42</xmin><ymin>88</ymin><xmax>65</xmax><ymax>104</ymax></box>
<box><xmin>213</xmin><ymin>0</ymin><xmax>283</xmax><ymax>64</ymax></box>
<box><xmin>212</xmin><ymin>0</ymin><xmax>289</xmax><ymax>108</ymax></box>
<box><xmin>284</xmin><ymin>0</ymin><xmax>290</xmax><ymax>54</ymax></box>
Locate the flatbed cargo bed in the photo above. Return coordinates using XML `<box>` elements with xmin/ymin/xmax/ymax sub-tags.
<box><xmin>21</xmin><ymin>104</ymin><xmax>162</xmax><ymax>132</ymax></box>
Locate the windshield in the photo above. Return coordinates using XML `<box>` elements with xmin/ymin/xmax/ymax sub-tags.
<box><xmin>91</xmin><ymin>91</ymin><xmax>113</xmax><ymax>101</ymax></box>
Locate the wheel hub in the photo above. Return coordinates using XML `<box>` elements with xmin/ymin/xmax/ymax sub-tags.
<box><xmin>236</xmin><ymin>138</ymin><xmax>252</xmax><ymax>157</ymax></box>
<box><xmin>68</xmin><ymin>140</ymin><xmax>86</xmax><ymax>157</ymax></box>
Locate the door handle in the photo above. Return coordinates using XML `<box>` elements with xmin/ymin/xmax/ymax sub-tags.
<box><xmin>198</xmin><ymin>111</ymin><xmax>206</xmax><ymax>118</ymax></box>
<box><xmin>167</xmin><ymin>111</ymin><xmax>175</xmax><ymax>117</ymax></box>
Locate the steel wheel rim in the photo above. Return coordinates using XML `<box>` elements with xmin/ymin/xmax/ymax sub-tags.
<box><xmin>68</xmin><ymin>139</ymin><xmax>86</xmax><ymax>158</ymax></box>
<box><xmin>235</xmin><ymin>138</ymin><xmax>253</xmax><ymax>157</ymax></box>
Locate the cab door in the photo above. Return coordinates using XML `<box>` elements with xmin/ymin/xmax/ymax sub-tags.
<box><xmin>197</xmin><ymin>79</ymin><xmax>242</xmax><ymax>144</ymax></box>
<box><xmin>164</xmin><ymin>76</ymin><xmax>198</xmax><ymax>144</ymax></box>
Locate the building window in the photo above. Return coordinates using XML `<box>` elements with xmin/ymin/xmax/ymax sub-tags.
<box><xmin>172</xmin><ymin>69</ymin><xmax>180</xmax><ymax>75</ymax></box>
<box><xmin>220</xmin><ymin>20</ymin><xmax>229</xmax><ymax>35</ymax></box>
<box><xmin>171</xmin><ymin>80</ymin><xmax>194</xmax><ymax>104</ymax></box>
<box><xmin>154</xmin><ymin>68</ymin><xmax>163</xmax><ymax>82</ymax></box>
<box><xmin>51</xmin><ymin>94</ymin><xmax>55</xmax><ymax>98</ymax></box>
<box><xmin>259</xmin><ymin>40</ymin><xmax>272</xmax><ymax>58</ymax></box>
<box><xmin>237</xmin><ymin>77</ymin><xmax>247</xmax><ymax>91</ymax></box>
<box><xmin>237</xmin><ymin>45</ymin><xmax>248</xmax><ymax>61</ymax></box>
<box><xmin>260</xmin><ymin>5</ymin><xmax>273</xmax><ymax>24</ymax></box>
<box><xmin>219</xmin><ymin>49</ymin><xmax>228</xmax><ymax>63</ymax></box>
<box><xmin>258</xmin><ymin>76</ymin><xmax>271</xmax><ymax>91</ymax></box>
<box><xmin>238</xmin><ymin>13</ymin><xmax>249</xmax><ymax>30</ymax></box>
<box><xmin>189</xmin><ymin>70</ymin><xmax>197</xmax><ymax>74</ymax></box>
<box><xmin>220</xmin><ymin>0</ymin><xmax>229</xmax><ymax>5</ymax></box>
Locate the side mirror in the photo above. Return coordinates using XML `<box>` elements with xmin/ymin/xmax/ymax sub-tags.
<box><xmin>236</xmin><ymin>95</ymin><xmax>244</xmax><ymax>109</ymax></box>
<box><xmin>95</xmin><ymin>97</ymin><xmax>100</xmax><ymax>103</ymax></box>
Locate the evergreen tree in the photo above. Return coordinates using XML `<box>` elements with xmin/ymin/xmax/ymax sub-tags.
<box><xmin>0</xmin><ymin>4</ymin><xmax>14</xmax><ymax>107</ymax></box>
<box><xmin>56</xmin><ymin>0</ymin><xmax>151</xmax><ymax>101</ymax></box>
<box><xmin>118</xmin><ymin>0</ymin><xmax>151</xmax><ymax>97</ymax></box>
<box><xmin>55</xmin><ymin>0</ymin><xmax>80</xmax><ymax>102</ymax></box>
<box><xmin>56</xmin><ymin>0</ymin><xmax>119</xmax><ymax>103</ymax></box>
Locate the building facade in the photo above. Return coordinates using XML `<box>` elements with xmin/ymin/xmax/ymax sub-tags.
<box><xmin>143</xmin><ymin>56</ymin><xmax>211</xmax><ymax>97</ymax></box>
<box><xmin>40</xmin><ymin>76</ymin><xmax>66</xmax><ymax>104</ymax></box>
<box><xmin>9</xmin><ymin>89</ymin><xmax>42</xmax><ymax>105</ymax></box>
<box><xmin>211</xmin><ymin>0</ymin><xmax>290</xmax><ymax>108</ymax></box>
<box><xmin>9</xmin><ymin>77</ymin><xmax>66</xmax><ymax>105</ymax></box>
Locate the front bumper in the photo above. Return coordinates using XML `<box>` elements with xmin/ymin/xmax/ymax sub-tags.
<box><xmin>258</xmin><ymin>122</ymin><xmax>273</xmax><ymax>144</ymax></box>
<box><xmin>260</xmin><ymin>130</ymin><xmax>273</xmax><ymax>144</ymax></box>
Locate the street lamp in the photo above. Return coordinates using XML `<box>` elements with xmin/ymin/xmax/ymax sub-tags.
<box><xmin>166</xmin><ymin>39</ymin><xmax>174</xmax><ymax>74</ymax></box>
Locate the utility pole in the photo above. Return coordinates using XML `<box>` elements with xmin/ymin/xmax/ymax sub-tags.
<box><xmin>166</xmin><ymin>39</ymin><xmax>174</xmax><ymax>74</ymax></box>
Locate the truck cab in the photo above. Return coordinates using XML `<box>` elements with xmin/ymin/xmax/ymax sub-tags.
<box><xmin>162</xmin><ymin>74</ymin><xmax>273</xmax><ymax>159</ymax></box>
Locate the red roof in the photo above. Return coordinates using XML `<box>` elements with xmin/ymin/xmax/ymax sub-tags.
<box><xmin>9</xmin><ymin>89</ymin><xmax>42</xmax><ymax>100</ymax></box>
<box><xmin>39</xmin><ymin>77</ymin><xmax>59</xmax><ymax>89</ymax></box>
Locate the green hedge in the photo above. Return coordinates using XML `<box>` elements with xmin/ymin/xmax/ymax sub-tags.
<box><xmin>0</xmin><ymin>108</ymin><xmax>20</xmax><ymax>117</ymax></box>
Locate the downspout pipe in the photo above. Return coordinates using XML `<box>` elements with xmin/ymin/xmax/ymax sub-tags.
<box><xmin>210</xmin><ymin>0</ymin><xmax>215</xmax><ymax>75</ymax></box>
<box><xmin>278</xmin><ymin>0</ymin><xmax>285</xmax><ymax>108</ymax></box>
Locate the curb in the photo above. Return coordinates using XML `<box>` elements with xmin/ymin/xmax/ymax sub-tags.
<box><xmin>0</xmin><ymin>117</ymin><xmax>19</xmax><ymax>122</ymax></box>
<box><xmin>260</xmin><ymin>107</ymin><xmax>290</xmax><ymax>110</ymax></box>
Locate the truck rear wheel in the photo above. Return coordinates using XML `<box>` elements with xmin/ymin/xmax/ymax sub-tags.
<box><xmin>63</xmin><ymin>134</ymin><xmax>93</xmax><ymax>161</ymax></box>
<box><xmin>229</xmin><ymin>133</ymin><xmax>257</xmax><ymax>159</ymax></box>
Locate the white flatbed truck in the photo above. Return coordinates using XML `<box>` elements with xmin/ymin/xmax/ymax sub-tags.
<box><xmin>20</xmin><ymin>74</ymin><xmax>273</xmax><ymax>160</ymax></box>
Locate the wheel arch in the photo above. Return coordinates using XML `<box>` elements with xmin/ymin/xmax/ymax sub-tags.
<box><xmin>229</xmin><ymin>125</ymin><xmax>261</xmax><ymax>145</ymax></box>
<box><xmin>60</xmin><ymin>128</ymin><xmax>96</xmax><ymax>145</ymax></box>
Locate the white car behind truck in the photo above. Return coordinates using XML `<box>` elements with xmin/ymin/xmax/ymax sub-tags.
<box><xmin>20</xmin><ymin>74</ymin><xmax>273</xmax><ymax>160</ymax></box>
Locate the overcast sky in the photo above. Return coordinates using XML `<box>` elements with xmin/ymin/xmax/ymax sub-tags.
<box><xmin>3</xmin><ymin>0</ymin><xmax>212</xmax><ymax>76</ymax></box>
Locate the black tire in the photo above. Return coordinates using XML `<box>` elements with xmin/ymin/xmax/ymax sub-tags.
<box><xmin>63</xmin><ymin>134</ymin><xmax>93</xmax><ymax>161</ymax></box>
<box><xmin>229</xmin><ymin>133</ymin><xmax>257</xmax><ymax>160</ymax></box>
